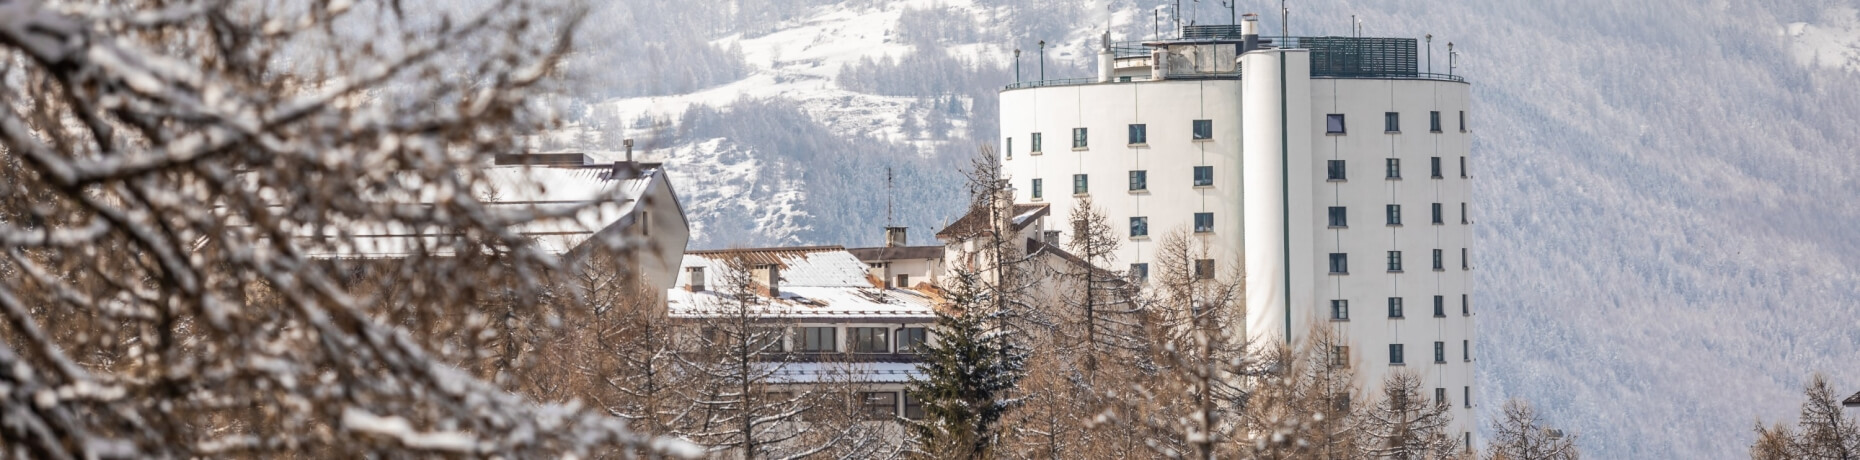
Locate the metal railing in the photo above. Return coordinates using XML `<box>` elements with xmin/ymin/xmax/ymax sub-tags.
<box><xmin>1002</xmin><ymin>77</ymin><xmax>1099</xmax><ymax>90</ymax></box>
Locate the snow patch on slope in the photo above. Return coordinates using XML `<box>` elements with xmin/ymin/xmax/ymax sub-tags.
<box><xmin>1783</xmin><ymin>7</ymin><xmax>1860</xmax><ymax>73</ymax></box>
<box><xmin>645</xmin><ymin>138</ymin><xmax>810</xmax><ymax>246</ymax></box>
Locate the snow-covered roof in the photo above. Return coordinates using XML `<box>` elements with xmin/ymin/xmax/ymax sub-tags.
<box><xmin>668</xmin><ymin>247</ymin><xmax>939</xmax><ymax>320</ymax></box>
<box><xmin>767</xmin><ymin>362</ymin><xmax>923</xmax><ymax>384</ymax></box>
<box><xmin>935</xmin><ymin>203</ymin><xmax>1048</xmax><ymax>239</ymax></box>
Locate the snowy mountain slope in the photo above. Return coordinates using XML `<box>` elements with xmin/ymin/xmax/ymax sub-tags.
<box><xmin>546</xmin><ymin>0</ymin><xmax>1860</xmax><ymax>457</ymax></box>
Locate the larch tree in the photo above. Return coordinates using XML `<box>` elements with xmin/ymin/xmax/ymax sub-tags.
<box><xmin>1356</xmin><ymin>370</ymin><xmax>1462</xmax><ymax>460</ymax></box>
<box><xmin>1483</xmin><ymin>399</ymin><xmax>1578</xmax><ymax>460</ymax></box>
<box><xmin>679</xmin><ymin>253</ymin><xmax>809</xmax><ymax>458</ymax></box>
<box><xmin>1753</xmin><ymin>373</ymin><xmax>1859</xmax><ymax>460</ymax></box>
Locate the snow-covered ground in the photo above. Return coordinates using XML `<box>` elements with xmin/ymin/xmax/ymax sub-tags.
<box><xmin>1783</xmin><ymin>7</ymin><xmax>1860</xmax><ymax>73</ymax></box>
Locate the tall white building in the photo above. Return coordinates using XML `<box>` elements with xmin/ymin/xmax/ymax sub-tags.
<box><xmin>998</xmin><ymin>18</ymin><xmax>1477</xmax><ymax>449</ymax></box>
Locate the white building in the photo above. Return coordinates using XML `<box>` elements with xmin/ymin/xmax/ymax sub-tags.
<box><xmin>997</xmin><ymin>18</ymin><xmax>1477</xmax><ymax>449</ymax></box>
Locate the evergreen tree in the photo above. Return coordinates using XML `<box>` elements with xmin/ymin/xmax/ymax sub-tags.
<box><xmin>908</xmin><ymin>268</ymin><xmax>1029</xmax><ymax>459</ymax></box>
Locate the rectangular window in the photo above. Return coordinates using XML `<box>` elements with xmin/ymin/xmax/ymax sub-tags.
<box><xmin>1031</xmin><ymin>132</ymin><xmax>1043</xmax><ymax>153</ymax></box>
<box><xmin>1327</xmin><ymin>160</ymin><xmax>1346</xmax><ymax>181</ymax></box>
<box><xmin>1193</xmin><ymin>166</ymin><xmax>1214</xmax><ymax>186</ymax></box>
<box><xmin>1388</xmin><ymin>297</ymin><xmax>1404</xmax><ymax>318</ymax></box>
<box><xmin>1328</xmin><ymin>206</ymin><xmax>1347</xmax><ymax>228</ymax></box>
<box><xmin>902</xmin><ymin>393</ymin><xmax>925</xmax><ymax>419</ymax></box>
<box><xmin>1129</xmin><ymin>217</ymin><xmax>1149</xmax><ymax>238</ymax></box>
<box><xmin>1465</xmin><ymin>386</ymin><xmax>1472</xmax><ymax>408</ymax></box>
<box><xmin>1459</xmin><ymin>111</ymin><xmax>1467</xmax><ymax>132</ymax></box>
<box><xmin>751</xmin><ymin>327</ymin><xmax>786</xmax><ymax>352</ymax></box>
<box><xmin>1193</xmin><ymin>119</ymin><xmax>1213</xmax><ymax>140</ymax></box>
<box><xmin>1329</xmin><ymin>253</ymin><xmax>1348</xmax><ymax>274</ymax></box>
<box><xmin>1072</xmin><ymin>127</ymin><xmax>1088</xmax><ymax>149</ymax></box>
<box><xmin>1387</xmin><ymin>251</ymin><xmax>1403</xmax><ymax>272</ymax></box>
<box><xmin>1326</xmin><ymin>114</ymin><xmax>1346</xmax><ymax>134</ymax></box>
<box><xmin>1433</xmin><ymin>249</ymin><xmax>1445</xmax><ymax>270</ymax></box>
<box><xmin>1006</xmin><ymin>137</ymin><xmax>1013</xmax><ymax>159</ymax></box>
<box><xmin>1432</xmin><ymin>203</ymin><xmax>1444</xmax><ymax>224</ymax></box>
<box><xmin>1459</xmin><ymin>156</ymin><xmax>1467</xmax><ymax>178</ymax></box>
<box><xmin>1435</xmin><ymin>341</ymin><xmax>1446</xmax><ymax>363</ymax></box>
<box><xmin>1385</xmin><ymin>112</ymin><xmax>1400</xmax><ymax>132</ymax></box>
<box><xmin>1130</xmin><ymin>263</ymin><xmax>1149</xmax><ymax>281</ymax></box>
<box><xmin>861</xmin><ymin>391</ymin><xmax>899</xmax><ymax>420</ymax></box>
<box><xmin>1464</xmin><ymin>340</ymin><xmax>1471</xmax><ymax>361</ymax></box>
<box><xmin>897</xmin><ymin>327</ymin><xmax>928</xmax><ymax>353</ymax></box>
<box><xmin>1437</xmin><ymin>388</ymin><xmax>1449</xmax><ymax>407</ymax></box>
<box><xmin>851</xmin><ymin>327</ymin><xmax>890</xmax><ymax>353</ymax></box>
<box><xmin>1462</xmin><ymin>295</ymin><xmax>1470</xmax><ymax>316</ymax></box>
<box><xmin>1461</xmin><ymin>202</ymin><xmax>1469</xmax><ymax>224</ymax></box>
<box><xmin>1431</xmin><ymin>157</ymin><xmax>1443</xmax><ymax>178</ymax></box>
<box><xmin>1462</xmin><ymin>248</ymin><xmax>1470</xmax><ymax>270</ymax></box>
<box><xmin>895</xmin><ymin>274</ymin><xmax>910</xmax><ymax>289</ymax></box>
<box><xmin>795</xmin><ymin>327</ymin><xmax>838</xmax><ymax>352</ymax></box>
<box><xmin>1389</xmin><ymin>344</ymin><xmax>1405</xmax><ymax>364</ymax></box>
<box><xmin>1031</xmin><ymin>179</ymin><xmax>1043</xmax><ymax>199</ymax></box>
<box><xmin>1129</xmin><ymin>170</ymin><xmax>1148</xmax><ymax>191</ymax></box>
<box><xmin>1194</xmin><ymin>259</ymin><xmax>1215</xmax><ymax>279</ymax></box>
<box><xmin>1073</xmin><ymin>174</ymin><xmax>1089</xmax><ymax>195</ymax></box>
<box><xmin>1331</xmin><ymin>299</ymin><xmax>1350</xmax><ymax>320</ymax></box>
<box><xmin>1194</xmin><ymin>212</ymin><xmax>1214</xmax><ymax>233</ymax></box>
<box><xmin>1386</xmin><ymin>204</ymin><xmax>1402</xmax><ymax>225</ymax></box>
<box><xmin>1128</xmin><ymin>124</ymin><xmax>1147</xmax><ymax>145</ymax></box>
<box><xmin>1430</xmin><ymin>111</ymin><xmax>1442</xmax><ymax>132</ymax></box>
<box><xmin>1386</xmin><ymin>158</ymin><xmax>1401</xmax><ymax>179</ymax></box>
<box><xmin>1331</xmin><ymin>345</ymin><xmax>1350</xmax><ymax>368</ymax></box>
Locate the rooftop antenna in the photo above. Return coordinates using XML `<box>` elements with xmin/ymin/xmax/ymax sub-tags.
<box><xmin>1281</xmin><ymin>0</ymin><xmax>1288</xmax><ymax>46</ymax></box>
<box><xmin>1449</xmin><ymin>42</ymin><xmax>1457</xmax><ymax>77</ymax></box>
<box><xmin>1220</xmin><ymin>0</ymin><xmax>1235</xmax><ymax>25</ymax></box>
<box><xmin>1426</xmin><ymin>34</ymin><xmax>1433</xmax><ymax>73</ymax></box>
<box><xmin>1154</xmin><ymin>9</ymin><xmax>1159</xmax><ymax>40</ymax></box>
<box><xmin>886</xmin><ymin>166</ymin><xmax>894</xmax><ymax>227</ymax></box>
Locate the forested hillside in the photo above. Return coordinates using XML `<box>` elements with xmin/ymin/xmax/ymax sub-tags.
<box><xmin>538</xmin><ymin>0</ymin><xmax>1860</xmax><ymax>457</ymax></box>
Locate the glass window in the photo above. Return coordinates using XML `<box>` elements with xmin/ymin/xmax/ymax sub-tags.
<box><xmin>1389</xmin><ymin>344</ymin><xmax>1405</xmax><ymax>364</ymax></box>
<box><xmin>1435</xmin><ymin>341</ymin><xmax>1446</xmax><ymax>363</ymax></box>
<box><xmin>1326</xmin><ymin>114</ymin><xmax>1346</xmax><ymax>134</ymax></box>
<box><xmin>1431</xmin><ymin>157</ymin><xmax>1442</xmax><ymax>178</ymax></box>
<box><xmin>895</xmin><ymin>274</ymin><xmax>910</xmax><ymax>289</ymax></box>
<box><xmin>1130</xmin><ymin>263</ymin><xmax>1149</xmax><ymax>281</ymax></box>
<box><xmin>795</xmin><ymin>327</ymin><xmax>837</xmax><ymax>352</ymax></box>
<box><xmin>1128</xmin><ymin>124</ymin><xmax>1147</xmax><ymax>144</ymax></box>
<box><xmin>1465</xmin><ymin>386</ymin><xmax>1472</xmax><ymax>408</ymax></box>
<box><xmin>1462</xmin><ymin>202</ymin><xmax>1469</xmax><ymax>224</ymax></box>
<box><xmin>1192</xmin><ymin>119</ymin><xmax>1213</xmax><ymax>139</ymax></box>
<box><xmin>1006</xmin><ymin>137</ymin><xmax>1013</xmax><ymax>159</ymax></box>
<box><xmin>1327</xmin><ymin>160</ymin><xmax>1346</xmax><ymax>181</ymax></box>
<box><xmin>1388</xmin><ymin>297</ymin><xmax>1404</xmax><ymax>318</ymax></box>
<box><xmin>751</xmin><ymin>327</ymin><xmax>786</xmax><ymax>352</ymax></box>
<box><xmin>1331</xmin><ymin>345</ymin><xmax>1350</xmax><ymax>368</ymax></box>
<box><xmin>861</xmin><ymin>391</ymin><xmax>899</xmax><ymax>420</ymax></box>
<box><xmin>1462</xmin><ymin>248</ymin><xmax>1470</xmax><ymax>269</ymax></box>
<box><xmin>1432</xmin><ymin>203</ymin><xmax>1444</xmax><ymax>224</ymax></box>
<box><xmin>1386</xmin><ymin>158</ymin><xmax>1401</xmax><ymax>179</ymax></box>
<box><xmin>1072</xmin><ymin>127</ymin><xmax>1088</xmax><ymax>149</ymax></box>
<box><xmin>1459</xmin><ymin>111</ymin><xmax>1466</xmax><ymax>132</ymax></box>
<box><xmin>1331</xmin><ymin>299</ymin><xmax>1349</xmax><ymax>320</ymax></box>
<box><xmin>1385</xmin><ymin>112</ymin><xmax>1400</xmax><ymax>132</ymax></box>
<box><xmin>1194</xmin><ymin>212</ymin><xmax>1214</xmax><ymax>233</ymax></box>
<box><xmin>1031</xmin><ymin>179</ymin><xmax>1043</xmax><ymax>199</ymax></box>
<box><xmin>1073</xmin><ymin>174</ymin><xmax>1088</xmax><ymax>194</ymax></box>
<box><xmin>1031</xmin><ymin>132</ymin><xmax>1042</xmax><ymax>152</ymax></box>
<box><xmin>1194</xmin><ymin>259</ymin><xmax>1215</xmax><ymax>279</ymax></box>
<box><xmin>1129</xmin><ymin>170</ymin><xmax>1147</xmax><ymax>191</ymax></box>
<box><xmin>1387</xmin><ymin>251</ymin><xmax>1403</xmax><ymax>272</ymax></box>
<box><xmin>1328</xmin><ymin>206</ymin><xmax>1347</xmax><ymax>227</ymax></box>
<box><xmin>1460</xmin><ymin>156</ymin><xmax>1467</xmax><ymax>178</ymax></box>
<box><xmin>1430</xmin><ymin>111</ymin><xmax>1442</xmax><ymax>132</ymax></box>
<box><xmin>1329</xmin><ymin>253</ymin><xmax>1348</xmax><ymax>274</ymax></box>
<box><xmin>1462</xmin><ymin>294</ymin><xmax>1470</xmax><ymax>316</ymax></box>
<box><xmin>897</xmin><ymin>327</ymin><xmax>928</xmax><ymax>353</ymax></box>
<box><xmin>1433</xmin><ymin>249</ymin><xmax>1444</xmax><ymax>270</ymax></box>
<box><xmin>902</xmin><ymin>392</ymin><xmax>925</xmax><ymax>420</ymax></box>
<box><xmin>1193</xmin><ymin>166</ymin><xmax>1214</xmax><ymax>186</ymax></box>
<box><xmin>851</xmin><ymin>327</ymin><xmax>889</xmax><ymax>353</ymax></box>
<box><xmin>1437</xmin><ymin>388</ymin><xmax>1449</xmax><ymax>407</ymax></box>
<box><xmin>1386</xmin><ymin>204</ymin><xmax>1402</xmax><ymax>225</ymax></box>
<box><xmin>1129</xmin><ymin>217</ymin><xmax>1149</xmax><ymax>238</ymax></box>
<box><xmin>1464</xmin><ymin>340</ymin><xmax>1471</xmax><ymax>361</ymax></box>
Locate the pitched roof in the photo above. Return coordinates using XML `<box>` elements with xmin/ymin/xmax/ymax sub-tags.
<box><xmin>668</xmin><ymin>248</ymin><xmax>938</xmax><ymax>320</ymax></box>
<box><xmin>1845</xmin><ymin>391</ymin><xmax>1860</xmax><ymax>407</ymax></box>
<box><xmin>934</xmin><ymin>203</ymin><xmax>1049</xmax><ymax>239</ymax></box>
<box><xmin>846</xmin><ymin>245</ymin><xmax>945</xmax><ymax>262</ymax></box>
<box><xmin>686</xmin><ymin>246</ymin><xmax>846</xmax><ymax>269</ymax></box>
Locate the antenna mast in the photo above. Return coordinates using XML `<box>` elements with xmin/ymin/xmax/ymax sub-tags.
<box><xmin>886</xmin><ymin>166</ymin><xmax>894</xmax><ymax>227</ymax></box>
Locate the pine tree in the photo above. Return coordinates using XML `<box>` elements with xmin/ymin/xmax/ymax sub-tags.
<box><xmin>908</xmin><ymin>268</ymin><xmax>1029</xmax><ymax>459</ymax></box>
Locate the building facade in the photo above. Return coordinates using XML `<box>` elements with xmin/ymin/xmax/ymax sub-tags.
<box><xmin>997</xmin><ymin>19</ymin><xmax>1477</xmax><ymax>449</ymax></box>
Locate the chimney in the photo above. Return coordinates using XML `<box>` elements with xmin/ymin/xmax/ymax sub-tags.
<box><xmin>885</xmin><ymin>227</ymin><xmax>908</xmax><ymax>247</ymax></box>
<box><xmin>752</xmin><ymin>264</ymin><xmax>781</xmax><ymax>298</ymax></box>
<box><xmin>1241</xmin><ymin>14</ymin><xmax>1261</xmax><ymax>53</ymax></box>
<box><xmin>1097</xmin><ymin>31</ymin><xmax>1115</xmax><ymax>83</ymax></box>
<box><xmin>686</xmin><ymin>266</ymin><xmax>706</xmax><ymax>292</ymax></box>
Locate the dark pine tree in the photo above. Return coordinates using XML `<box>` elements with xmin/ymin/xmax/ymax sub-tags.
<box><xmin>907</xmin><ymin>268</ymin><xmax>1028</xmax><ymax>459</ymax></box>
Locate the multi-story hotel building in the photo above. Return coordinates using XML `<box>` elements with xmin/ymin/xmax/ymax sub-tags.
<box><xmin>997</xmin><ymin>16</ymin><xmax>1477</xmax><ymax>449</ymax></box>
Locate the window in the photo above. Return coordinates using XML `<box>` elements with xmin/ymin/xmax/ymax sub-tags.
<box><xmin>1387</xmin><ymin>251</ymin><xmax>1403</xmax><ymax>272</ymax></box>
<box><xmin>1031</xmin><ymin>132</ymin><xmax>1043</xmax><ymax>153</ymax></box>
<box><xmin>1386</xmin><ymin>205</ymin><xmax>1402</xmax><ymax>225</ymax></box>
<box><xmin>1463</xmin><ymin>340</ymin><xmax>1471</xmax><ymax>361</ymax></box>
<box><xmin>1129</xmin><ymin>170</ymin><xmax>1147</xmax><ymax>191</ymax></box>
<box><xmin>1431</xmin><ymin>157</ymin><xmax>1443</xmax><ymax>178</ymax></box>
<box><xmin>1130</xmin><ymin>217</ymin><xmax>1149</xmax><ymax>238</ymax></box>
<box><xmin>1462</xmin><ymin>294</ymin><xmax>1470</xmax><ymax>316</ymax></box>
<box><xmin>1389</xmin><ymin>344</ymin><xmax>1405</xmax><ymax>364</ymax></box>
<box><xmin>1327</xmin><ymin>160</ymin><xmax>1346</xmax><ymax>181</ymax></box>
<box><xmin>1193</xmin><ymin>259</ymin><xmax>1215</xmax><ymax>280</ymax></box>
<box><xmin>861</xmin><ymin>391</ymin><xmax>899</xmax><ymax>420</ymax></box>
<box><xmin>1331</xmin><ymin>300</ymin><xmax>1350</xmax><ymax>320</ymax></box>
<box><xmin>1326</xmin><ymin>114</ymin><xmax>1346</xmax><ymax>134</ymax></box>
<box><xmin>1435</xmin><ymin>341</ymin><xmax>1446</xmax><ymax>363</ymax></box>
<box><xmin>1459</xmin><ymin>156</ymin><xmax>1467</xmax><ymax>178</ymax></box>
<box><xmin>1462</xmin><ymin>248</ymin><xmax>1470</xmax><ymax>270</ymax></box>
<box><xmin>1465</xmin><ymin>432</ymin><xmax>1473</xmax><ymax>452</ymax></box>
<box><xmin>1072</xmin><ymin>127</ymin><xmax>1088</xmax><ymax>149</ymax></box>
<box><xmin>1031</xmin><ymin>179</ymin><xmax>1043</xmax><ymax>199</ymax></box>
<box><xmin>895</xmin><ymin>274</ymin><xmax>910</xmax><ymax>289</ymax></box>
<box><xmin>1459</xmin><ymin>111</ymin><xmax>1467</xmax><ymax>132</ymax></box>
<box><xmin>1386</xmin><ymin>158</ymin><xmax>1401</xmax><ymax>179</ymax></box>
<box><xmin>1331</xmin><ymin>345</ymin><xmax>1350</xmax><ymax>368</ymax></box>
<box><xmin>1329</xmin><ymin>253</ymin><xmax>1348</xmax><ymax>274</ymax></box>
<box><xmin>1128</xmin><ymin>124</ymin><xmax>1147</xmax><ymax>145</ymax></box>
<box><xmin>1432</xmin><ymin>203</ymin><xmax>1444</xmax><ymax>224</ymax></box>
<box><xmin>1433</xmin><ymin>249</ymin><xmax>1445</xmax><ymax>271</ymax></box>
<box><xmin>1193</xmin><ymin>166</ymin><xmax>1214</xmax><ymax>186</ymax></box>
<box><xmin>1006</xmin><ymin>137</ymin><xmax>1013</xmax><ymax>159</ymax></box>
<box><xmin>851</xmin><ymin>327</ymin><xmax>890</xmax><ymax>353</ymax></box>
<box><xmin>897</xmin><ymin>327</ymin><xmax>928</xmax><ymax>353</ymax></box>
<box><xmin>1194</xmin><ymin>212</ymin><xmax>1214</xmax><ymax>233</ymax></box>
<box><xmin>1073</xmin><ymin>174</ymin><xmax>1089</xmax><ymax>195</ymax></box>
<box><xmin>796</xmin><ymin>327</ymin><xmax>837</xmax><ymax>352</ymax></box>
<box><xmin>751</xmin><ymin>327</ymin><xmax>786</xmax><ymax>352</ymax></box>
<box><xmin>1328</xmin><ymin>207</ymin><xmax>1347</xmax><ymax>228</ymax></box>
<box><xmin>1465</xmin><ymin>386</ymin><xmax>1472</xmax><ymax>408</ymax></box>
<box><xmin>1130</xmin><ymin>263</ymin><xmax>1149</xmax><ymax>281</ymax></box>
<box><xmin>1430</xmin><ymin>111</ymin><xmax>1442</xmax><ymax>132</ymax></box>
<box><xmin>642</xmin><ymin>212</ymin><xmax>650</xmax><ymax>236</ymax></box>
<box><xmin>1437</xmin><ymin>388</ymin><xmax>1449</xmax><ymax>407</ymax></box>
<box><xmin>1388</xmin><ymin>297</ymin><xmax>1404</xmax><ymax>318</ymax></box>
<box><xmin>1385</xmin><ymin>112</ymin><xmax>1400</xmax><ymax>132</ymax></box>
<box><xmin>1461</xmin><ymin>202</ymin><xmax>1469</xmax><ymax>224</ymax></box>
<box><xmin>902</xmin><ymin>393</ymin><xmax>925</xmax><ymax>419</ymax></box>
<box><xmin>1193</xmin><ymin>119</ymin><xmax>1213</xmax><ymax>140</ymax></box>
